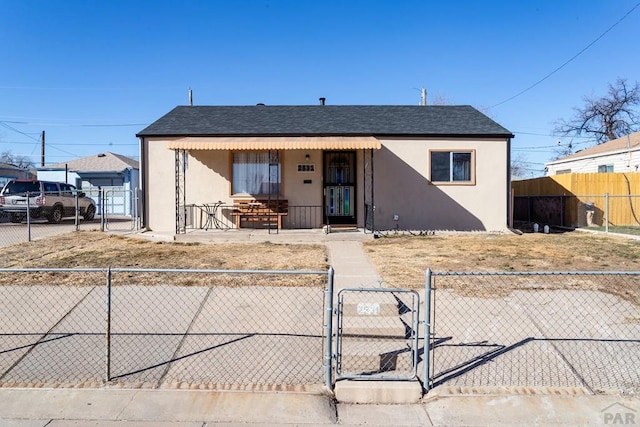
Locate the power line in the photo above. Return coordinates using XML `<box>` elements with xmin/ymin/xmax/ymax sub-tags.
<box><xmin>0</xmin><ymin>122</ymin><xmax>41</xmax><ymax>143</ymax></box>
<box><xmin>491</xmin><ymin>2</ymin><xmax>640</xmax><ymax>108</ymax></box>
<box><xmin>0</xmin><ymin>85</ymin><xmax>182</xmax><ymax>91</ymax></box>
<box><xmin>511</xmin><ymin>130</ymin><xmax>593</xmax><ymax>139</ymax></box>
<box><xmin>0</xmin><ymin>119</ymin><xmax>148</xmax><ymax>128</ymax></box>
<box><xmin>79</xmin><ymin>123</ymin><xmax>148</xmax><ymax>127</ymax></box>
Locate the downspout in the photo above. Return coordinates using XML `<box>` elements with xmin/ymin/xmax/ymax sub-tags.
<box><xmin>506</xmin><ymin>137</ymin><xmax>512</xmax><ymax>229</ymax></box>
<box><xmin>371</xmin><ymin>148</ymin><xmax>375</xmax><ymax>232</ymax></box>
<box><xmin>139</xmin><ymin>137</ymin><xmax>147</xmax><ymax>230</ymax></box>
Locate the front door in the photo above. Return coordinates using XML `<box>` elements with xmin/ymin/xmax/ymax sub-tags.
<box><xmin>324</xmin><ymin>151</ymin><xmax>356</xmax><ymax>225</ymax></box>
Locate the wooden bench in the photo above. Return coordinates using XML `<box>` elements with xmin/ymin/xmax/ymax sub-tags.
<box><xmin>232</xmin><ymin>199</ymin><xmax>288</xmax><ymax>230</ymax></box>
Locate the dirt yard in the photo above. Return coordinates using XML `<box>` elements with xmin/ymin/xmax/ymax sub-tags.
<box><xmin>0</xmin><ymin>231</ymin><xmax>328</xmax><ymax>270</ymax></box>
<box><xmin>0</xmin><ymin>230</ymin><xmax>639</xmax><ymax>301</ymax></box>
<box><xmin>0</xmin><ymin>231</ymin><xmax>329</xmax><ymax>287</ymax></box>
<box><xmin>363</xmin><ymin>231</ymin><xmax>640</xmax><ymax>305</ymax></box>
<box><xmin>364</xmin><ymin>231</ymin><xmax>640</xmax><ymax>279</ymax></box>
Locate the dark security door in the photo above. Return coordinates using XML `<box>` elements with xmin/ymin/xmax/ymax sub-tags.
<box><xmin>324</xmin><ymin>151</ymin><xmax>356</xmax><ymax>225</ymax></box>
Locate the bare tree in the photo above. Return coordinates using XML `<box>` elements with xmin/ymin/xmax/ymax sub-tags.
<box><xmin>555</xmin><ymin>79</ymin><xmax>640</xmax><ymax>144</ymax></box>
<box><xmin>551</xmin><ymin>140</ymin><xmax>575</xmax><ymax>161</ymax></box>
<box><xmin>430</xmin><ymin>93</ymin><xmax>454</xmax><ymax>106</ymax></box>
<box><xmin>1</xmin><ymin>151</ymin><xmax>34</xmax><ymax>168</ymax></box>
<box><xmin>510</xmin><ymin>154</ymin><xmax>528</xmax><ymax>178</ymax></box>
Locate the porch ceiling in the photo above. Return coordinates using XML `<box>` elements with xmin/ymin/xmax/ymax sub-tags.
<box><xmin>166</xmin><ymin>136</ymin><xmax>381</xmax><ymax>150</ymax></box>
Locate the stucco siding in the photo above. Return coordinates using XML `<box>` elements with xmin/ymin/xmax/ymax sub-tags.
<box><xmin>145</xmin><ymin>139</ymin><xmax>178</xmax><ymax>232</ymax></box>
<box><xmin>146</xmin><ymin>145</ymin><xmax>331</xmax><ymax>231</ymax></box>
<box><xmin>372</xmin><ymin>138</ymin><xmax>508</xmax><ymax>231</ymax></box>
<box><xmin>186</xmin><ymin>150</ymin><xmax>231</xmax><ymax>203</ymax></box>
<box><xmin>144</xmin><ymin>137</ymin><xmax>508</xmax><ymax>233</ymax></box>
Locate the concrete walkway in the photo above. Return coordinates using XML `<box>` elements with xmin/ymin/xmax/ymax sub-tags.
<box><xmin>326</xmin><ymin>240</ymin><xmax>383</xmax><ymax>289</ymax></box>
<box><xmin>2</xmin><ymin>228</ymin><xmax>639</xmax><ymax>426</ymax></box>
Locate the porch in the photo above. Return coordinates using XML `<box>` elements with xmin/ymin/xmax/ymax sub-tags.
<box><xmin>169</xmin><ymin>138</ymin><xmax>380</xmax><ymax>234</ymax></box>
<box><xmin>182</xmin><ymin>202</ymin><xmax>375</xmax><ymax>234</ymax></box>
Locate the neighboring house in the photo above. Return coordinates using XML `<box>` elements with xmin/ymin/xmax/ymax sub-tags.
<box><xmin>0</xmin><ymin>162</ymin><xmax>34</xmax><ymax>187</ymax></box>
<box><xmin>37</xmin><ymin>152</ymin><xmax>140</xmax><ymax>216</ymax></box>
<box><xmin>137</xmin><ymin>104</ymin><xmax>514</xmax><ymax>233</ymax></box>
<box><xmin>546</xmin><ymin>131</ymin><xmax>640</xmax><ymax>175</ymax></box>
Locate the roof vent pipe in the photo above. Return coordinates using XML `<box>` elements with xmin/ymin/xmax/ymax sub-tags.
<box><xmin>319</xmin><ymin>97</ymin><xmax>326</xmax><ymax>106</ymax></box>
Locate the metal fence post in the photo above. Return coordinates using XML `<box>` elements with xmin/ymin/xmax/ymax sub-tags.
<box><xmin>134</xmin><ymin>187</ymin><xmax>140</xmax><ymax>230</ymax></box>
<box><xmin>75</xmin><ymin>191</ymin><xmax>79</xmax><ymax>231</ymax></box>
<box><xmin>324</xmin><ymin>266</ymin><xmax>335</xmax><ymax>390</ymax></box>
<box><xmin>26</xmin><ymin>192</ymin><xmax>31</xmax><ymax>242</ymax></box>
<box><xmin>605</xmin><ymin>192</ymin><xmax>610</xmax><ymax>233</ymax></box>
<box><xmin>423</xmin><ymin>268</ymin><xmax>432</xmax><ymax>393</ymax></box>
<box><xmin>105</xmin><ymin>267</ymin><xmax>112</xmax><ymax>382</ymax></box>
<box><xmin>100</xmin><ymin>187</ymin><xmax>105</xmax><ymax>232</ymax></box>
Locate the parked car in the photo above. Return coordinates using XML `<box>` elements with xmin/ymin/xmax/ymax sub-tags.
<box><xmin>0</xmin><ymin>179</ymin><xmax>96</xmax><ymax>223</ymax></box>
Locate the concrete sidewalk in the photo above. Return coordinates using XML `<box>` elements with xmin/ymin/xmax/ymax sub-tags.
<box><xmin>1</xmin><ymin>388</ymin><xmax>638</xmax><ymax>426</ymax></box>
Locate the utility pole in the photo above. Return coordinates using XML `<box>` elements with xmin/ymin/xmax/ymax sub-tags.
<box><xmin>41</xmin><ymin>130</ymin><xmax>45</xmax><ymax>167</ymax></box>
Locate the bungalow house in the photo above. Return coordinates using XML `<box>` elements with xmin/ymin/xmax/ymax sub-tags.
<box><xmin>37</xmin><ymin>152</ymin><xmax>140</xmax><ymax>216</ymax></box>
<box><xmin>546</xmin><ymin>131</ymin><xmax>640</xmax><ymax>175</ymax></box>
<box><xmin>137</xmin><ymin>104</ymin><xmax>513</xmax><ymax>234</ymax></box>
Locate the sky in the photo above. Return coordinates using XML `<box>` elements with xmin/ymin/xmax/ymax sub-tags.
<box><xmin>0</xmin><ymin>0</ymin><xmax>639</xmax><ymax>177</ymax></box>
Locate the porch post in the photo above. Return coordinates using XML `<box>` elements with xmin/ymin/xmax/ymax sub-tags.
<box><xmin>175</xmin><ymin>149</ymin><xmax>187</xmax><ymax>234</ymax></box>
<box><xmin>363</xmin><ymin>148</ymin><xmax>375</xmax><ymax>233</ymax></box>
<box><xmin>371</xmin><ymin>148</ymin><xmax>375</xmax><ymax>232</ymax></box>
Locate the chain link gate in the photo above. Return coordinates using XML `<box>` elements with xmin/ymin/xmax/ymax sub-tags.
<box><xmin>103</xmin><ymin>188</ymin><xmax>139</xmax><ymax>231</ymax></box>
<box><xmin>334</xmin><ymin>288</ymin><xmax>420</xmax><ymax>380</ymax></box>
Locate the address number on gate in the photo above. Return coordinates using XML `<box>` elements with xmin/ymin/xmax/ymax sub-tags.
<box><xmin>357</xmin><ymin>302</ymin><xmax>380</xmax><ymax>315</ymax></box>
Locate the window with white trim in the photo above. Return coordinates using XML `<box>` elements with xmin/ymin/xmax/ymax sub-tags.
<box><xmin>232</xmin><ymin>151</ymin><xmax>282</xmax><ymax>195</ymax></box>
<box><xmin>429</xmin><ymin>150</ymin><xmax>475</xmax><ymax>184</ymax></box>
<box><xmin>597</xmin><ymin>164</ymin><xmax>613</xmax><ymax>173</ymax></box>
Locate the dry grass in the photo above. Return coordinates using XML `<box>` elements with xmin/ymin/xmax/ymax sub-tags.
<box><xmin>1</xmin><ymin>230</ymin><xmax>639</xmax><ymax>303</ymax></box>
<box><xmin>363</xmin><ymin>232</ymin><xmax>640</xmax><ymax>282</ymax></box>
<box><xmin>0</xmin><ymin>231</ymin><xmax>328</xmax><ymax>270</ymax></box>
<box><xmin>0</xmin><ymin>231</ymin><xmax>328</xmax><ymax>287</ymax></box>
<box><xmin>363</xmin><ymin>231</ymin><xmax>640</xmax><ymax>304</ymax></box>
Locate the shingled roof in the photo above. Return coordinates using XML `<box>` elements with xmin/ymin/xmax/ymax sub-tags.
<box><xmin>137</xmin><ymin>105</ymin><xmax>513</xmax><ymax>138</ymax></box>
<box><xmin>547</xmin><ymin>131</ymin><xmax>640</xmax><ymax>164</ymax></box>
<box><xmin>44</xmin><ymin>152</ymin><xmax>138</xmax><ymax>172</ymax></box>
<box><xmin>0</xmin><ymin>162</ymin><xmax>29</xmax><ymax>171</ymax></box>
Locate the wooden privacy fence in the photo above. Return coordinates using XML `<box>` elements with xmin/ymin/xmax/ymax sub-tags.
<box><xmin>512</xmin><ymin>172</ymin><xmax>640</xmax><ymax>228</ymax></box>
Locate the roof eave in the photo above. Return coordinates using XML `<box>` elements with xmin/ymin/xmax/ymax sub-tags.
<box><xmin>547</xmin><ymin>146</ymin><xmax>640</xmax><ymax>165</ymax></box>
<box><xmin>138</xmin><ymin>132</ymin><xmax>514</xmax><ymax>139</ymax></box>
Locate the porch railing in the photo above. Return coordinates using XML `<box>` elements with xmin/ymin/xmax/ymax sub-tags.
<box><xmin>185</xmin><ymin>204</ymin><xmax>324</xmax><ymax>230</ymax></box>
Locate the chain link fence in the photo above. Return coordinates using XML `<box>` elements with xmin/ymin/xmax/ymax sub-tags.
<box><xmin>3</xmin><ymin>266</ymin><xmax>639</xmax><ymax>394</ymax></box>
<box><xmin>424</xmin><ymin>271</ymin><xmax>640</xmax><ymax>394</ymax></box>
<box><xmin>0</xmin><ymin>188</ymin><xmax>141</xmax><ymax>248</ymax></box>
<box><xmin>0</xmin><ymin>268</ymin><xmax>332</xmax><ymax>390</ymax></box>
